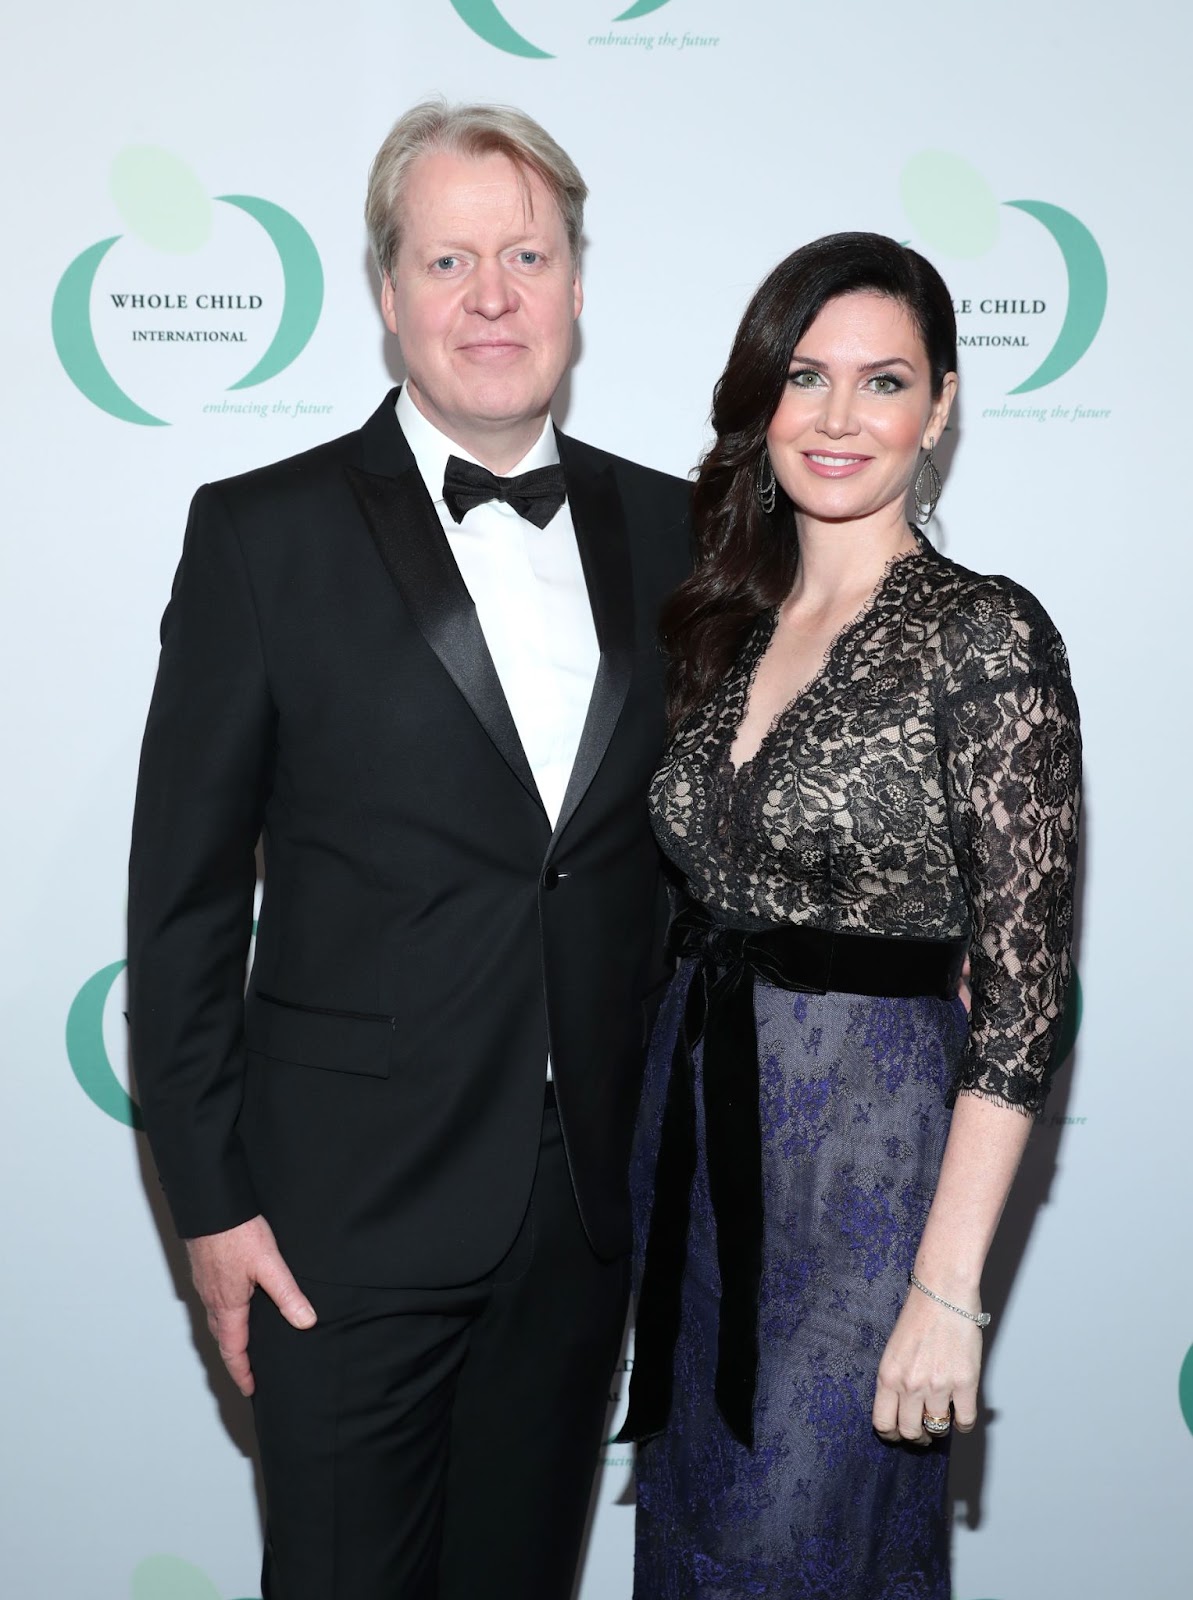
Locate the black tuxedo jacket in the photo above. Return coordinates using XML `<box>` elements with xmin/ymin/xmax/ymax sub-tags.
<box><xmin>128</xmin><ymin>391</ymin><xmax>691</xmax><ymax>1287</ymax></box>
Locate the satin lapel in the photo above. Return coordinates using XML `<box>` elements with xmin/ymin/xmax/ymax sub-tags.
<box><xmin>345</xmin><ymin>461</ymin><xmax>543</xmax><ymax>809</ymax></box>
<box><xmin>551</xmin><ymin>435</ymin><xmax>636</xmax><ymax>844</ymax></box>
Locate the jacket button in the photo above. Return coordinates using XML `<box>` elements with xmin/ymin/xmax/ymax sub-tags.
<box><xmin>542</xmin><ymin>867</ymin><xmax>560</xmax><ymax>890</ymax></box>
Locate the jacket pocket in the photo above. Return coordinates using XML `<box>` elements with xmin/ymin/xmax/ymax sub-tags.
<box><xmin>245</xmin><ymin>991</ymin><xmax>394</xmax><ymax>1078</ymax></box>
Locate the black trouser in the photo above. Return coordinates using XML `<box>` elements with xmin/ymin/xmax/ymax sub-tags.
<box><xmin>250</xmin><ymin>1098</ymin><xmax>629</xmax><ymax>1600</ymax></box>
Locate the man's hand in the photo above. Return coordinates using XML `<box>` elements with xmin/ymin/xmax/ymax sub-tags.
<box><xmin>185</xmin><ymin>1214</ymin><xmax>316</xmax><ymax>1396</ymax></box>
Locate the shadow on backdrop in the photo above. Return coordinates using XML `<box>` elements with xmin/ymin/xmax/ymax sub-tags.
<box><xmin>948</xmin><ymin>797</ymin><xmax>1089</xmax><ymax>1531</ymax></box>
<box><xmin>129</xmin><ymin>847</ymin><xmax>269</xmax><ymax>1555</ymax></box>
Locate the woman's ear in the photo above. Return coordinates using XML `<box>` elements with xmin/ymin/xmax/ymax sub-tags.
<box><xmin>925</xmin><ymin>372</ymin><xmax>958</xmax><ymax>449</ymax></box>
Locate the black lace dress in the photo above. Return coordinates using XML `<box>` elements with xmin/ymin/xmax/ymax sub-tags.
<box><xmin>629</xmin><ymin>535</ymin><xmax>1081</xmax><ymax>1599</ymax></box>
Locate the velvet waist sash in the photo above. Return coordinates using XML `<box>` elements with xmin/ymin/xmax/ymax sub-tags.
<box><xmin>618</xmin><ymin>900</ymin><xmax>967</xmax><ymax>1449</ymax></box>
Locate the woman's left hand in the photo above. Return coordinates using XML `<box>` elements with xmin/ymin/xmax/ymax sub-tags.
<box><xmin>871</xmin><ymin>1286</ymin><xmax>982</xmax><ymax>1444</ymax></box>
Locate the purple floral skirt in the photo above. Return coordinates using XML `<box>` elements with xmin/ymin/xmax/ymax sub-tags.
<box><xmin>630</xmin><ymin>962</ymin><xmax>968</xmax><ymax>1599</ymax></box>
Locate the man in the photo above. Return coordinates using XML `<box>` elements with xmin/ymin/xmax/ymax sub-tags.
<box><xmin>127</xmin><ymin>102</ymin><xmax>690</xmax><ymax>1599</ymax></box>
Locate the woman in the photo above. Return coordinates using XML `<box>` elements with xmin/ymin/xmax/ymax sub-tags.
<box><xmin>621</xmin><ymin>233</ymin><xmax>1081</xmax><ymax>1598</ymax></box>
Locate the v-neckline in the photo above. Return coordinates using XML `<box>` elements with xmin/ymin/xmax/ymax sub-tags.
<box><xmin>726</xmin><ymin>538</ymin><xmax>926</xmax><ymax>779</ymax></box>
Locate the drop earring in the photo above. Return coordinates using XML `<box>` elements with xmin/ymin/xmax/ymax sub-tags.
<box><xmin>913</xmin><ymin>439</ymin><xmax>942</xmax><ymax>526</ymax></box>
<box><xmin>756</xmin><ymin>451</ymin><xmax>777</xmax><ymax>514</ymax></box>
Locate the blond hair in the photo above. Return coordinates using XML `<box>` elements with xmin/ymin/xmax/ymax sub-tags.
<box><xmin>365</xmin><ymin>100</ymin><xmax>588</xmax><ymax>281</ymax></box>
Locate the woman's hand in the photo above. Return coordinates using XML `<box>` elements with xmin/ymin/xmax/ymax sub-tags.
<box><xmin>871</xmin><ymin>1285</ymin><xmax>982</xmax><ymax>1444</ymax></box>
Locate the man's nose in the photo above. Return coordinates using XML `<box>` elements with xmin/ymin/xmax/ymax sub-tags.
<box><xmin>465</xmin><ymin>258</ymin><xmax>518</xmax><ymax>319</ymax></box>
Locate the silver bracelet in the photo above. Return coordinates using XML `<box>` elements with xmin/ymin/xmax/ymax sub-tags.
<box><xmin>908</xmin><ymin>1272</ymin><xmax>991</xmax><ymax>1328</ymax></box>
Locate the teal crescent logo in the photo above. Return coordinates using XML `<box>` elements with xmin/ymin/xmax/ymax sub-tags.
<box><xmin>52</xmin><ymin>147</ymin><xmax>323</xmax><ymax>426</ymax></box>
<box><xmin>131</xmin><ymin>1554</ymin><xmax>255</xmax><ymax>1600</ymax></box>
<box><xmin>451</xmin><ymin>0</ymin><xmax>671</xmax><ymax>56</ymax></box>
<box><xmin>66</xmin><ymin>958</ymin><xmax>140</xmax><ymax>1129</ymax></box>
<box><xmin>1180</xmin><ymin>1344</ymin><xmax>1193</xmax><ymax>1436</ymax></box>
<box><xmin>900</xmin><ymin>152</ymin><xmax>1107</xmax><ymax>394</ymax></box>
<box><xmin>69</xmin><ymin>922</ymin><xmax>258</xmax><ymax>1126</ymax></box>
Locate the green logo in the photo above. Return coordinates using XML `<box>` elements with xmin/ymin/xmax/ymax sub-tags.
<box><xmin>69</xmin><ymin>922</ymin><xmax>257</xmax><ymax>1126</ymax></box>
<box><xmin>53</xmin><ymin>147</ymin><xmax>323</xmax><ymax>425</ymax></box>
<box><xmin>130</xmin><ymin>1554</ymin><xmax>255</xmax><ymax>1600</ymax></box>
<box><xmin>1180</xmin><ymin>1344</ymin><xmax>1193</xmax><ymax>1436</ymax></box>
<box><xmin>451</xmin><ymin>0</ymin><xmax>672</xmax><ymax>57</ymax></box>
<box><xmin>901</xmin><ymin>152</ymin><xmax>1107</xmax><ymax>393</ymax></box>
<box><xmin>66</xmin><ymin>958</ymin><xmax>141</xmax><ymax>1129</ymax></box>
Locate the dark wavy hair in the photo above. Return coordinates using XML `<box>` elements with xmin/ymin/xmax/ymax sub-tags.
<box><xmin>663</xmin><ymin>232</ymin><xmax>957</xmax><ymax>727</ymax></box>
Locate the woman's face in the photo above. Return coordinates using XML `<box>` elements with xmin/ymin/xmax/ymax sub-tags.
<box><xmin>765</xmin><ymin>291</ymin><xmax>956</xmax><ymax>527</ymax></box>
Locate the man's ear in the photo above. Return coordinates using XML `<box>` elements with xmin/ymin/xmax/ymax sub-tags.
<box><xmin>381</xmin><ymin>273</ymin><xmax>399</xmax><ymax>337</ymax></box>
<box><xmin>572</xmin><ymin>271</ymin><xmax>583</xmax><ymax>322</ymax></box>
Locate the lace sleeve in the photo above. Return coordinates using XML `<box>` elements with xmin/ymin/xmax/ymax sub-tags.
<box><xmin>937</xmin><ymin>578</ymin><xmax>1081</xmax><ymax>1115</ymax></box>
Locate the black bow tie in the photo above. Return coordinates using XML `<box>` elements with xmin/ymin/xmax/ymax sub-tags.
<box><xmin>442</xmin><ymin>455</ymin><xmax>567</xmax><ymax>530</ymax></box>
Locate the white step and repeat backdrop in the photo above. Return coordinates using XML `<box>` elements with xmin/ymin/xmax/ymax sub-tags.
<box><xmin>4</xmin><ymin>3</ymin><xmax>1191</xmax><ymax>1597</ymax></box>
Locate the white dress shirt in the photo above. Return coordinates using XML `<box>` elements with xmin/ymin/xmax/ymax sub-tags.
<box><xmin>397</xmin><ymin>391</ymin><xmax>600</xmax><ymax>1084</ymax></box>
<box><xmin>395</xmin><ymin>387</ymin><xmax>600</xmax><ymax>830</ymax></box>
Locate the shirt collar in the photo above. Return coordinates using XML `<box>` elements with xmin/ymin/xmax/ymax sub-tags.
<box><xmin>395</xmin><ymin>386</ymin><xmax>560</xmax><ymax>508</ymax></box>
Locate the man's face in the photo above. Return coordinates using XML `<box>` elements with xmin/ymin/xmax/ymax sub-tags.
<box><xmin>382</xmin><ymin>149</ymin><xmax>582</xmax><ymax>461</ymax></box>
